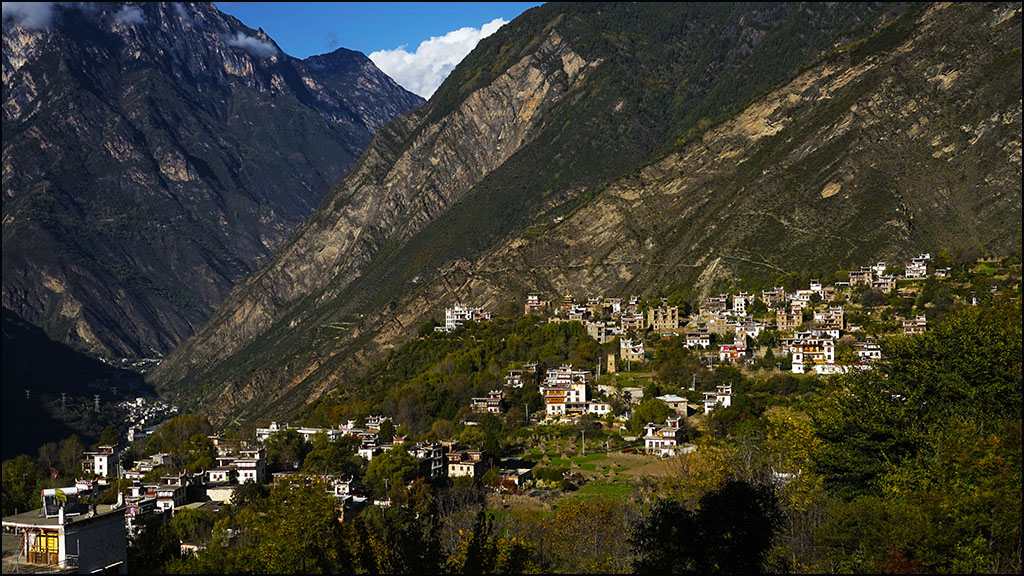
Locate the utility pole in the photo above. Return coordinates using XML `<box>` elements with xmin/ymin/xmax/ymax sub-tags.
<box><xmin>581</xmin><ymin>427</ymin><xmax>586</xmax><ymax>456</ymax></box>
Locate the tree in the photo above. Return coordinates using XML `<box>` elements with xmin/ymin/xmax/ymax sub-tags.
<box><xmin>265</xmin><ymin>428</ymin><xmax>310</xmax><ymax>472</ymax></box>
<box><xmin>98</xmin><ymin>425</ymin><xmax>120</xmax><ymax>447</ymax></box>
<box><xmin>170</xmin><ymin>507</ymin><xmax>214</xmax><ymax>545</ymax></box>
<box><xmin>302</xmin><ymin>433</ymin><xmax>362</xmax><ymax>477</ymax></box>
<box><xmin>364</xmin><ymin>448</ymin><xmax>420</xmax><ymax>499</ymax></box>
<box><xmin>628</xmin><ymin>397</ymin><xmax>673</xmax><ymax>433</ymax></box>
<box><xmin>859</xmin><ymin>288</ymin><xmax>884</xmax><ymax>308</ymax></box>
<box><xmin>2</xmin><ymin>455</ymin><xmax>43</xmax><ymax>515</ymax></box>
<box><xmin>57</xmin><ymin>435</ymin><xmax>85</xmax><ymax>478</ymax></box>
<box><xmin>177</xmin><ymin>434</ymin><xmax>216</xmax><ymax>472</ymax></box>
<box><xmin>696</xmin><ymin>481</ymin><xmax>782</xmax><ymax>574</ymax></box>
<box><xmin>446</xmin><ymin>508</ymin><xmax>537</xmax><ymax>574</ymax></box>
<box><xmin>631</xmin><ymin>499</ymin><xmax>698</xmax><ymax>574</ymax></box>
<box><xmin>377</xmin><ymin>418</ymin><xmax>397</xmax><ymax>443</ymax></box>
<box><xmin>813</xmin><ymin>301</ymin><xmax>1022</xmax><ymax>500</ymax></box>
<box><xmin>128</xmin><ymin>514</ymin><xmax>181</xmax><ymax>573</ymax></box>
<box><xmin>632</xmin><ymin>482</ymin><xmax>782</xmax><ymax>574</ymax></box>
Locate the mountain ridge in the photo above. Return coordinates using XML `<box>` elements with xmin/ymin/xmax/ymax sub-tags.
<box><xmin>152</xmin><ymin>2</ymin><xmax>1021</xmax><ymax>424</ymax></box>
<box><xmin>1</xmin><ymin>1</ymin><xmax>423</xmax><ymax>359</ymax></box>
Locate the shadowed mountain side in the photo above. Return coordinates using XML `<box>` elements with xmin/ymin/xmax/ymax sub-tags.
<box><xmin>2</xmin><ymin>2</ymin><xmax>423</xmax><ymax>359</ymax></box>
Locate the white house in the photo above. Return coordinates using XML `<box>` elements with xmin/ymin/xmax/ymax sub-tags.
<box><xmin>644</xmin><ymin>417</ymin><xmax>685</xmax><ymax>457</ymax></box>
<box><xmin>703</xmin><ymin>385</ymin><xmax>733</xmax><ymax>414</ymax></box>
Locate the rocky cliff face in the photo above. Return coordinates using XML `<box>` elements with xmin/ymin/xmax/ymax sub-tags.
<box><xmin>1</xmin><ymin>2</ymin><xmax>422</xmax><ymax>358</ymax></box>
<box><xmin>155</xmin><ymin>27</ymin><xmax>601</xmax><ymax>405</ymax></box>
<box><xmin>153</xmin><ymin>2</ymin><xmax>1021</xmax><ymax>424</ymax></box>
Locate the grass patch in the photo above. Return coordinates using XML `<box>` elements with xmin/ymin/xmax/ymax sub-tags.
<box><xmin>572</xmin><ymin>482</ymin><xmax>635</xmax><ymax>500</ymax></box>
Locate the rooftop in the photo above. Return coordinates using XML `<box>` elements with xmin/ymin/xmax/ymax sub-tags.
<box><xmin>2</xmin><ymin>503</ymin><xmax>124</xmax><ymax>529</ymax></box>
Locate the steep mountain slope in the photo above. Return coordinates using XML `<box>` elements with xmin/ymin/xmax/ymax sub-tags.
<box><xmin>1</xmin><ymin>2</ymin><xmax>422</xmax><ymax>358</ymax></box>
<box><xmin>1</xmin><ymin>307</ymin><xmax>152</xmax><ymax>459</ymax></box>
<box><xmin>154</xmin><ymin>2</ymin><xmax>1021</xmax><ymax>424</ymax></box>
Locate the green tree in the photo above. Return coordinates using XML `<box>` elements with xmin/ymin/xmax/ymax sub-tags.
<box><xmin>57</xmin><ymin>435</ymin><xmax>85</xmax><ymax>478</ymax></box>
<box><xmin>364</xmin><ymin>448</ymin><xmax>420</xmax><ymax>499</ymax></box>
<box><xmin>98</xmin><ymin>425</ymin><xmax>120</xmax><ymax>447</ymax></box>
<box><xmin>128</xmin><ymin>514</ymin><xmax>182</xmax><ymax>573</ymax></box>
<box><xmin>177</xmin><ymin>434</ymin><xmax>216</xmax><ymax>472</ymax></box>
<box><xmin>813</xmin><ymin>301</ymin><xmax>1022</xmax><ymax>500</ymax></box>
<box><xmin>446</xmin><ymin>508</ymin><xmax>537</xmax><ymax>574</ymax></box>
<box><xmin>2</xmin><ymin>455</ymin><xmax>43</xmax><ymax>515</ymax></box>
<box><xmin>632</xmin><ymin>482</ymin><xmax>782</xmax><ymax>574</ymax></box>
<box><xmin>377</xmin><ymin>418</ymin><xmax>397</xmax><ymax>443</ymax></box>
<box><xmin>301</xmin><ymin>433</ymin><xmax>362</xmax><ymax>477</ymax></box>
<box><xmin>264</xmin><ymin>428</ymin><xmax>310</xmax><ymax>472</ymax></box>
<box><xmin>628</xmin><ymin>397</ymin><xmax>673</xmax><ymax>433</ymax></box>
<box><xmin>170</xmin><ymin>507</ymin><xmax>214</xmax><ymax>545</ymax></box>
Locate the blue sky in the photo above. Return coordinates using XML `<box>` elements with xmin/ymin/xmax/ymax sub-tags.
<box><xmin>215</xmin><ymin>2</ymin><xmax>544</xmax><ymax>97</ymax></box>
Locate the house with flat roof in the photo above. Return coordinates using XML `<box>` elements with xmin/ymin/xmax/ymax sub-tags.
<box><xmin>2</xmin><ymin>491</ymin><xmax>127</xmax><ymax>574</ymax></box>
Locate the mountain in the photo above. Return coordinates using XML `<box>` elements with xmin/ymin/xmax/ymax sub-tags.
<box><xmin>152</xmin><ymin>2</ymin><xmax>1022</xmax><ymax>425</ymax></box>
<box><xmin>1</xmin><ymin>2</ymin><xmax>423</xmax><ymax>359</ymax></box>
<box><xmin>1</xmin><ymin>307</ymin><xmax>154</xmax><ymax>459</ymax></box>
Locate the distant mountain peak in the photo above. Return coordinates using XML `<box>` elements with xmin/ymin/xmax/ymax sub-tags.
<box><xmin>2</xmin><ymin>1</ymin><xmax>423</xmax><ymax>358</ymax></box>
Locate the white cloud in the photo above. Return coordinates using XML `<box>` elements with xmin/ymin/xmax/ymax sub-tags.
<box><xmin>224</xmin><ymin>31</ymin><xmax>278</xmax><ymax>58</ymax></box>
<box><xmin>370</xmin><ymin>18</ymin><xmax>507</xmax><ymax>99</ymax></box>
<box><xmin>2</xmin><ymin>2</ymin><xmax>58</xmax><ymax>30</ymax></box>
<box><xmin>172</xmin><ymin>2</ymin><xmax>192</xmax><ymax>23</ymax></box>
<box><xmin>112</xmin><ymin>5</ymin><xmax>145</xmax><ymax>25</ymax></box>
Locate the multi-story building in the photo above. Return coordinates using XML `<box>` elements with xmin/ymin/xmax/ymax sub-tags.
<box><xmin>505</xmin><ymin>364</ymin><xmax>538</xmax><ymax>388</ymax></box>
<box><xmin>903</xmin><ymin>315</ymin><xmax>928</xmax><ymax>336</ymax></box>
<box><xmin>704</xmin><ymin>294</ymin><xmax>729</xmax><ymax>314</ymax></box>
<box><xmin>437</xmin><ymin>304</ymin><xmax>491</xmax><ymax>332</ymax></box>
<box><xmin>685</xmin><ymin>330</ymin><xmax>711</xmax><ymax>349</ymax></box>
<box><xmin>586</xmin><ymin>297</ymin><xmax>607</xmax><ymax>318</ymax></box>
<box><xmin>233</xmin><ymin>449</ymin><xmax>266</xmax><ymax>484</ymax></box>
<box><xmin>760</xmin><ymin>287</ymin><xmax>787</xmax><ymax>310</ymax></box>
<box><xmin>813</xmin><ymin>306</ymin><xmax>844</xmax><ymax>332</ymax></box>
<box><xmin>732</xmin><ymin>292</ymin><xmax>751</xmax><ymax>317</ymax></box>
<box><xmin>776</xmin><ymin>310</ymin><xmax>802</xmax><ymax>333</ymax></box>
<box><xmin>620</xmin><ymin>312</ymin><xmax>644</xmax><ymax>333</ymax></box>
<box><xmin>2</xmin><ymin>489</ymin><xmax>128</xmax><ymax>573</ymax></box>
<box><xmin>620</xmin><ymin>338</ymin><xmax>645</xmax><ymax>364</ymax></box>
<box><xmin>849</xmin><ymin>268</ymin><xmax>873</xmax><ymax>287</ymax></box>
<box><xmin>541</xmin><ymin>366</ymin><xmax>590</xmax><ymax>417</ymax></box>
<box><xmin>644</xmin><ymin>417</ymin><xmax>685</xmax><ymax>457</ymax></box>
<box><xmin>409</xmin><ymin>442</ymin><xmax>447</xmax><ymax>480</ymax></box>
<box><xmin>470</xmin><ymin>391</ymin><xmax>503</xmax><ymax>414</ymax></box>
<box><xmin>791</xmin><ymin>337</ymin><xmax>836</xmax><ymax>374</ymax></box>
<box><xmin>856</xmin><ymin>340</ymin><xmax>882</xmax><ymax>363</ymax></box>
<box><xmin>719</xmin><ymin>335</ymin><xmax>747</xmax><ymax>364</ymax></box>
<box><xmin>155</xmin><ymin>475</ymin><xmax>187</xmax><ymax>512</ymax></box>
<box><xmin>872</xmin><ymin>275</ymin><xmax>897</xmax><ymax>294</ymax></box>
<box><xmin>585</xmin><ymin>320</ymin><xmax>615</xmax><ymax>344</ymax></box>
<box><xmin>703</xmin><ymin>385</ymin><xmax>733</xmax><ymax>414</ymax></box>
<box><xmin>734</xmin><ymin>320</ymin><xmax>765</xmax><ymax>340</ymax></box>
<box><xmin>255</xmin><ymin>422</ymin><xmax>344</xmax><ymax>443</ymax></box>
<box><xmin>524</xmin><ymin>293</ymin><xmax>549</xmax><ymax>315</ymax></box>
<box><xmin>647</xmin><ymin>305</ymin><xmax>680</xmax><ymax>332</ymax></box>
<box><xmin>82</xmin><ymin>445</ymin><xmax>118</xmax><ymax>479</ymax></box>
<box><xmin>447</xmin><ymin>449</ymin><xmax>486</xmax><ymax>478</ymax></box>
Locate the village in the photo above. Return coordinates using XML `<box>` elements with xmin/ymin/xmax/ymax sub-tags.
<box><xmin>2</xmin><ymin>251</ymin><xmax>1011</xmax><ymax>573</ymax></box>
